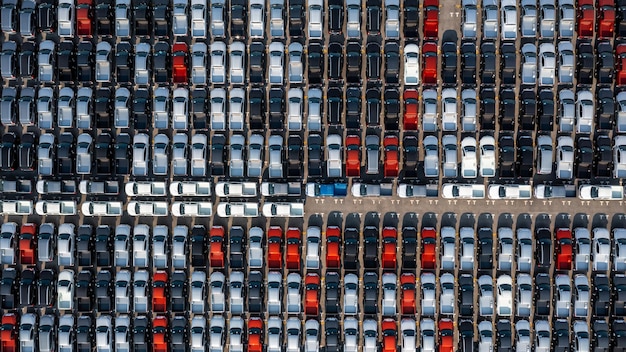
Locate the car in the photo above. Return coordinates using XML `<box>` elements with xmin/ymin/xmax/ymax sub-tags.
<box><xmin>615</xmin><ymin>135</ymin><xmax>626</xmax><ymax>178</ymax></box>
<box><xmin>496</xmin><ymin>275</ymin><xmax>513</xmax><ymax>316</ymax></box>
<box><xmin>462</xmin><ymin>0</ymin><xmax>478</xmax><ymax>37</ymax></box>
<box><xmin>209</xmin><ymin>41</ymin><xmax>226</xmax><ymax>84</ymax></box>
<box><xmin>556</xmin><ymin>136</ymin><xmax>574</xmax><ymax>179</ymax></box>
<box><xmin>514</xmin><ymin>274</ymin><xmax>533</xmax><ymax>317</ymax></box>
<box><xmin>575</xmin><ymin>89</ymin><xmax>594</xmax><ymax>133</ymax></box>
<box><xmin>557</xmin><ymin>40</ymin><xmax>575</xmax><ymax>85</ymax></box>
<box><xmin>578</xmin><ymin>0</ymin><xmax>595</xmax><ymax>37</ymax></box>
<box><xmin>478</xmin><ymin>275</ymin><xmax>494</xmax><ymax>316</ymax></box>
<box><xmin>126</xmin><ymin>181</ymin><xmax>167</xmax><ymax>197</ymax></box>
<box><xmin>56</xmin><ymin>269</ymin><xmax>74</xmax><ymax>311</ymax></box>
<box><xmin>171</xmin><ymin>43</ymin><xmax>188</xmax><ymax>84</ymax></box>
<box><xmin>38</xmin><ymin>40</ymin><xmax>55</xmax><ymax>82</ymax></box>
<box><xmin>268</xmin><ymin>41</ymin><xmax>285</xmax><ymax>85</ymax></box>
<box><xmin>520</xmin><ymin>0</ymin><xmax>538</xmax><ymax>36</ymax></box>
<box><xmin>554</xmin><ymin>274</ymin><xmax>572</xmax><ymax>317</ymax></box>
<box><xmin>420</xmin><ymin>318</ymin><xmax>435</xmax><ymax>352</ymax></box>
<box><xmin>460</xmin><ymin>137</ymin><xmax>477</xmax><ymax>178</ymax></box>
<box><xmin>598</xmin><ymin>0</ymin><xmax>615</xmax><ymax>38</ymax></box>
<box><xmin>482</xmin><ymin>0</ymin><xmax>499</xmax><ymax>38</ymax></box>
<box><xmin>500</xmin><ymin>0</ymin><xmax>518</xmax><ymax>39</ymax></box>
<box><xmin>593</xmin><ymin>227</ymin><xmax>611</xmax><ymax>271</ymax></box>
<box><xmin>190</xmin><ymin>43</ymin><xmax>208</xmax><ymax>85</ymax></box>
<box><xmin>403</xmin><ymin>43</ymin><xmax>419</xmax><ymax>85</ymax></box>
<box><xmin>171</xmin><ymin>133</ymin><xmax>188</xmax><ymax>175</ymax></box>
<box><xmin>555</xmin><ymin>228</ymin><xmax>573</xmax><ymax>270</ymax></box>
<box><xmin>364</xmin><ymin>272</ymin><xmax>379</xmax><ymax>315</ymax></box>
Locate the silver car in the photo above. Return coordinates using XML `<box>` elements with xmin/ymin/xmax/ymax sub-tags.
<box><xmin>229</xmin><ymin>41</ymin><xmax>246</xmax><ymax>84</ymax></box>
<box><xmin>343</xmin><ymin>273</ymin><xmax>358</xmax><ymax>315</ymax></box>
<box><xmin>95</xmin><ymin>41</ymin><xmax>112</xmax><ymax>83</ymax></box>
<box><xmin>38</xmin><ymin>40</ymin><xmax>55</xmax><ymax>82</ymax></box>
<box><xmin>153</xmin><ymin>86</ymin><xmax>169</xmax><ymax>129</ymax></box>
<box><xmin>190</xmin><ymin>271</ymin><xmax>206</xmax><ymax>313</ymax></box>
<box><xmin>209</xmin><ymin>0</ymin><xmax>225</xmax><ymax>37</ymax></box>
<box><xmin>520</xmin><ymin>0</ymin><xmax>537</xmax><ymax>37</ymax></box>
<box><xmin>135</xmin><ymin>43</ymin><xmax>150</xmax><ymax>85</ymax></box>
<box><xmin>462</xmin><ymin>0</ymin><xmax>477</xmax><ymax>38</ymax></box>
<box><xmin>286</xmin><ymin>273</ymin><xmax>301</xmax><ymax>314</ymax></box>
<box><xmin>539</xmin><ymin>0</ymin><xmax>556</xmax><ymax>38</ymax></box>
<box><xmin>516</xmin><ymin>274</ymin><xmax>532</xmax><ymax>317</ymax></box>
<box><xmin>229</xmin><ymin>88</ymin><xmax>245</xmax><ymax>130</ymax></box>
<box><xmin>269</xmin><ymin>134</ymin><xmax>284</xmax><ymax>178</ymax></box>
<box><xmin>423</xmin><ymin>135</ymin><xmax>439</xmax><ymax>178</ymax></box>
<box><xmin>482</xmin><ymin>0</ymin><xmax>498</xmax><ymax>39</ymax></box>
<box><xmin>115</xmin><ymin>0</ymin><xmax>131</xmax><ymax>37</ymax></box>
<box><xmin>248</xmin><ymin>227</ymin><xmax>263</xmax><ymax>268</ymax></box>
<box><xmin>190</xmin><ymin>0</ymin><xmax>207</xmax><ymax>37</ymax></box>
<box><xmin>229</xmin><ymin>271</ymin><xmax>245</xmax><ymax>314</ymax></box>
<box><xmin>210</xmin><ymin>271</ymin><xmax>226</xmax><ymax>312</ymax></box>
<box><xmin>191</xmin><ymin>42</ymin><xmax>207</xmax><ymax>85</ymax></box>
<box><xmin>269</xmin><ymin>41</ymin><xmax>284</xmax><ymax>85</ymax></box>
<box><xmin>521</xmin><ymin>43</ymin><xmax>537</xmax><ymax>85</ymax></box>
<box><xmin>171</xmin><ymin>0</ymin><xmax>188</xmax><ymax>36</ymax></box>
<box><xmin>37</xmin><ymin>87</ymin><xmax>54</xmax><ymax>129</ymax></box>
<box><xmin>442</xmin><ymin>135</ymin><xmax>457</xmax><ymax>178</ymax></box>
<box><xmin>248</xmin><ymin>134</ymin><xmax>264</xmax><ymax>177</ymax></box>
<box><xmin>172</xmin><ymin>133</ymin><xmax>188</xmax><ymax>176</ymax></box>
<box><xmin>152</xmin><ymin>134</ymin><xmax>168</xmax><ymax>176</ymax></box>
<box><xmin>172</xmin><ymin>87</ymin><xmax>189</xmax><ymax>130</ymax></box>
<box><xmin>267</xmin><ymin>272</ymin><xmax>282</xmax><ymax>314</ymax></box>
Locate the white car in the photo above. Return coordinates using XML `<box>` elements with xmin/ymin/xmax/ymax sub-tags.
<box><xmin>496</xmin><ymin>275</ymin><xmax>513</xmax><ymax>316</ymax></box>
<box><xmin>267</xmin><ymin>272</ymin><xmax>282</xmax><ymax>315</ymax></box>
<box><xmin>442</xmin><ymin>184</ymin><xmax>485</xmax><ymax>199</ymax></box>
<box><xmin>132</xmin><ymin>133</ymin><xmax>149</xmax><ymax>176</ymax></box>
<box><xmin>555</xmin><ymin>274</ymin><xmax>572</xmax><ymax>317</ymax></box>
<box><xmin>216</xmin><ymin>203</ymin><xmax>259</xmax><ymax>217</ymax></box>
<box><xmin>114</xmin><ymin>87</ymin><xmax>130</xmax><ymax>128</ymax></box>
<box><xmin>382</xmin><ymin>273</ymin><xmax>397</xmax><ymax>316</ymax></box>
<box><xmin>38</xmin><ymin>40</ymin><xmax>55</xmax><ymax>82</ymax></box>
<box><xmin>462</xmin><ymin>0</ymin><xmax>477</xmax><ymax>37</ymax></box>
<box><xmin>248</xmin><ymin>134</ymin><xmax>264</xmax><ymax>177</ymax></box>
<box><xmin>535</xmin><ymin>321</ymin><xmax>551</xmax><ymax>352</ymax></box>
<box><xmin>191</xmin><ymin>42</ymin><xmax>207</xmax><ymax>84</ymax></box>
<box><xmin>191</xmin><ymin>134</ymin><xmax>207</xmax><ymax>177</ymax></box>
<box><xmin>0</xmin><ymin>200</ymin><xmax>33</xmax><ymax>216</ymax></box>
<box><xmin>488</xmin><ymin>184</ymin><xmax>533</xmax><ymax>199</ymax></box>
<box><xmin>249</xmin><ymin>0</ymin><xmax>265</xmax><ymax>37</ymax></box>
<box><xmin>615</xmin><ymin>136</ymin><xmax>626</xmax><ymax>178</ymax></box>
<box><xmin>248</xmin><ymin>227</ymin><xmax>263</xmax><ymax>269</ymax></box>
<box><xmin>210</xmin><ymin>271</ymin><xmax>226</xmax><ymax>312</ymax></box>
<box><xmin>226</xmin><ymin>88</ymin><xmax>244</xmax><ymax>131</ymax></box>
<box><xmin>74</xmin><ymin>87</ymin><xmax>91</xmax><ymax>128</ymax></box>
<box><xmin>558</xmin><ymin>0</ymin><xmax>575</xmax><ymax>37</ymax></box>
<box><xmin>500</xmin><ymin>0</ymin><xmax>518</xmax><ymax>40</ymax></box>
<box><xmin>268</xmin><ymin>134</ymin><xmax>283</xmax><ymax>178</ymax></box>
<box><xmin>95</xmin><ymin>41</ymin><xmax>112</xmax><ymax>82</ymax></box>
<box><xmin>614</xmin><ymin>228</ymin><xmax>626</xmax><ymax>271</ymax></box>
<box><xmin>58</xmin><ymin>315</ymin><xmax>74</xmax><ymax>352</ymax></box>
<box><xmin>362</xmin><ymin>319</ymin><xmax>376</xmax><ymax>352</ymax></box>
<box><xmin>152</xmin><ymin>134</ymin><xmax>168</xmax><ymax>176</ymax></box>
<box><xmin>170</xmin><ymin>181</ymin><xmax>211</xmax><ymax>197</ymax></box>
<box><xmin>115</xmin><ymin>0</ymin><xmax>131</xmax><ymax>37</ymax></box>
<box><xmin>229</xmin><ymin>271</ymin><xmax>245</xmax><ymax>314</ymax></box>
<box><xmin>422</xmin><ymin>89</ymin><xmax>438</xmax><ymax>131</ymax></box>
<box><xmin>479</xmin><ymin>275</ymin><xmax>494</xmax><ymax>316</ymax></box>
<box><xmin>558</xmin><ymin>88</ymin><xmax>575</xmax><ymax>132</ymax></box>
<box><xmin>286</xmin><ymin>318</ymin><xmax>301</xmax><ymax>352</ymax></box>
<box><xmin>153</xmin><ymin>86</ymin><xmax>169</xmax><ymax>129</ymax></box>
<box><xmin>400</xmin><ymin>319</ymin><xmax>416</xmax><ymax>352</ymax></box>
<box><xmin>19</xmin><ymin>314</ymin><xmax>36</xmax><ymax>352</ymax></box>
<box><xmin>423</xmin><ymin>135</ymin><xmax>439</xmax><ymax>178</ymax></box>
<box><xmin>227</xmin><ymin>317</ymin><xmax>243</xmax><ymax>352</ymax></box>
<box><xmin>75</xmin><ymin>133</ymin><xmax>92</xmax><ymax>175</ymax></box>
<box><xmin>287</xmin><ymin>273</ymin><xmax>302</xmax><ymax>314</ymax></box>
<box><xmin>574</xmin><ymin>274</ymin><xmax>590</xmax><ymax>317</ymax></box>
<box><xmin>343</xmin><ymin>274</ymin><xmax>358</xmax><ymax>315</ymax></box>
<box><xmin>36</xmin><ymin>200</ymin><xmax>77</xmax><ymax>216</ymax></box>
<box><xmin>326</xmin><ymin>134</ymin><xmax>343</xmax><ymax>178</ymax></box>
<box><xmin>440</xmin><ymin>227</ymin><xmax>456</xmax><ymax>270</ymax></box>
<box><xmin>135</xmin><ymin>43</ymin><xmax>150</xmax><ymax>85</ymax></box>
<box><xmin>538</xmin><ymin>42</ymin><xmax>556</xmax><ymax>86</ymax></box>
<box><xmin>573</xmin><ymin>321</ymin><xmax>590</xmax><ymax>352</ymax></box>
<box><xmin>172</xmin><ymin>88</ymin><xmax>188</xmax><ymax>130</ymax></box>
<box><xmin>57</xmin><ymin>269</ymin><xmax>74</xmax><ymax>310</ymax></box>
<box><xmin>172</xmin><ymin>0</ymin><xmax>188</xmax><ymax>36</ymax></box>
<box><xmin>306</xmin><ymin>227</ymin><xmax>321</xmax><ymax>269</ymax></box>
<box><xmin>190</xmin><ymin>0</ymin><xmax>207</xmax><ymax>37</ymax></box>
<box><xmin>56</xmin><ymin>223</ymin><xmax>75</xmax><ymax>267</ymax></box>
<box><xmin>403</xmin><ymin>44</ymin><xmax>419</xmax><ymax>85</ymax></box>
<box><xmin>37</xmin><ymin>87</ymin><xmax>54</xmax><ymax>128</ymax></box>
<box><xmin>461</xmin><ymin>88</ymin><xmax>477</xmax><ymax>131</ymax></box>
<box><xmin>152</xmin><ymin>225</ymin><xmax>168</xmax><ymax>268</ymax></box>
<box><xmin>308</xmin><ymin>0</ymin><xmax>323</xmax><ymax>38</ymax></box>
<box><xmin>517</xmin><ymin>228</ymin><xmax>533</xmax><ymax>272</ymax></box>
<box><xmin>127</xmin><ymin>201</ymin><xmax>168</xmax><ymax>217</ymax></box>
<box><xmin>521</xmin><ymin>43</ymin><xmax>537</xmax><ymax>84</ymax></box>
<box><xmin>126</xmin><ymin>182</ymin><xmax>167</xmax><ymax>197</ymax></box>
<box><xmin>304</xmin><ymin>320</ymin><xmax>320</xmax><ymax>352</ymax></box>
<box><xmin>113</xmin><ymin>225</ymin><xmax>131</xmax><ymax>267</ymax></box>
<box><xmin>81</xmin><ymin>202</ymin><xmax>123</xmax><ymax>217</ymax></box>
<box><xmin>480</xmin><ymin>135</ymin><xmax>496</xmax><ymax>177</ymax></box>
<box><xmin>459</xmin><ymin>227</ymin><xmax>475</xmax><ymax>271</ymax></box>
<box><xmin>267</xmin><ymin>317</ymin><xmax>282</xmax><ymax>352</ymax></box>
<box><xmin>269</xmin><ymin>41</ymin><xmax>284</xmax><ymax>85</ymax></box>
<box><xmin>516</xmin><ymin>274</ymin><xmax>532</xmax><ymax>317</ymax></box>
<box><xmin>347</xmin><ymin>0</ymin><xmax>362</xmax><ymax>38</ymax></box>
<box><xmin>539</xmin><ymin>0</ymin><xmax>556</xmax><ymax>38</ymax></box>
<box><xmin>344</xmin><ymin>319</ymin><xmax>359</xmax><ymax>352</ymax></box>
<box><xmin>171</xmin><ymin>226</ymin><xmax>187</xmax><ymax>268</ymax></box>
<box><xmin>420</xmin><ymin>319</ymin><xmax>435</xmax><ymax>352</ymax></box>
<box><xmin>215</xmin><ymin>182</ymin><xmax>256</xmax><ymax>198</ymax></box>
<box><xmin>421</xmin><ymin>273</ymin><xmax>436</xmax><ymax>316</ymax></box>
<box><xmin>593</xmin><ymin>227</ymin><xmax>611</xmax><ymax>271</ymax></box>
<box><xmin>618</xmin><ymin>92</ymin><xmax>626</xmax><ymax>132</ymax></box>
<box><xmin>574</xmin><ymin>227</ymin><xmax>591</xmax><ymax>271</ymax></box>
<box><xmin>210</xmin><ymin>41</ymin><xmax>226</xmax><ymax>84</ymax></box>
<box><xmin>497</xmin><ymin>227</ymin><xmax>513</xmax><ymax>270</ymax></box>
<box><xmin>190</xmin><ymin>271</ymin><xmax>206</xmax><ymax>313</ymax></box>
<box><xmin>229</xmin><ymin>41</ymin><xmax>245</xmax><ymax>84</ymax></box>
<box><xmin>172</xmin><ymin>202</ymin><xmax>212</xmax><ymax>217</ymax></box>
<box><xmin>0</xmin><ymin>223</ymin><xmax>16</xmax><ymax>265</ymax></box>
<box><xmin>520</xmin><ymin>0</ymin><xmax>537</xmax><ymax>37</ymax></box>
<box><xmin>461</xmin><ymin>136</ymin><xmax>477</xmax><ymax>178</ymax></box>
<box><xmin>115</xmin><ymin>270</ymin><xmax>131</xmax><ymax>313</ymax></box>
<box><xmin>515</xmin><ymin>320</ymin><xmax>531</xmax><ymax>352</ymax></box>
<box><xmin>269</xmin><ymin>0</ymin><xmax>285</xmax><ymax>37</ymax></box>
<box><xmin>172</xmin><ymin>133</ymin><xmax>188</xmax><ymax>176</ymax></box>
<box><xmin>263</xmin><ymin>202</ymin><xmax>304</xmax><ymax>218</ymax></box>
<box><xmin>57</xmin><ymin>0</ymin><xmax>74</xmax><ymax>37</ymax></box>
<box><xmin>132</xmin><ymin>226</ymin><xmax>150</xmax><ymax>269</ymax></box>
<box><xmin>439</xmin><ymin>273</ymin><xmax>455</xmax><ymax>315</ymax></box>
<box><xmin>57</xmin><ymin>87</ymin><xmax>74</xmax><ymax>128</ymax></box>
<box><xmin>287</xmin><ymin>88</ymin><xmax>303</xmax><ymax>130</ymax></box>
<box><xmin>210</xmin><ymin>0</ymin><xmax>225</xmax><ymax>37</ymax></box>
<box><xmin>132</xmin><ymin>270</ymin><xmax>149</xmax><ymax>312</ymax></box>
<box><xmin>556</xmin><ymin>136</ymin><xmax>574</xmax><ymax>179</ymax></box>
<box><xmin>576</xmin><ymin>90</ymin><xmax>594</xmax><ymax>133</ymax></box>
<box><xmin>191</xmin><ymin>317</ymin><xmax>207</xmax><ymax>352</ymax></box>
<box><xmin>537</xmin><ymin>135</ymin><xmax>554</xmax><ymax>174</ymax></box>
<box><xmin>441</xmin><ymin>88</ymin><xmax>458</xmax><ymax>131</ymax></box>
<box><xmin>558</xmin><ymin>41</ymin><xmax>574</xmax><ymax>84</ymax></box>
<box><xmin>210</xmin><ymin>88</ymin><xmax>226</xmax><ymax>130</ymax></box>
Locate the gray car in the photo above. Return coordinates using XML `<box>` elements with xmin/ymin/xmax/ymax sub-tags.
<box><xmin>229</xmin><ymin>134</ymin><xmax>245</xmax><ymax>177</ymax></box>
<box><xmin>0</xmin><ymin>86</ymin><xmax>16</xmax><ymax>126</ymax></box>
<box><xmin>442</xmin><ymin>135</ymin><xmax>458</xmax><ymax>178</ymax></box>
<box><xmin>248</xmin><ymin>134</ymin><xmax>264</xmax><ymax>177</ymax></box>
<box><xmin>269</xmin><ymin>134</ymin><xmax>284</xmax><ymax>179</ymax></box>
<box><xmin>423</xmin><ymin>135</ymin><xmax>439</xmax><ymax>178</ymax></box>
<box><xmin>38</xmin><ymin>40</ymin><xmax>55</xmax><ymax>82</ymax></box>
<box><xmin>18</xmin><ymin>87</ymin><xmax>35</xmax><ymax>125</ymax></box>
<box><xmin>365</xmin><ymin>134</ymin><xmax>380</xmax><ymax>175</ymax></box>
<box><xmin>37</xmin><ymin>223</ymin><xmax>55</xmax><ymax>263</ymax></box>
<box><xmin>1</xmin><ymin>41</ymin><xmax>16</xmax><ymax>79</ymax></box>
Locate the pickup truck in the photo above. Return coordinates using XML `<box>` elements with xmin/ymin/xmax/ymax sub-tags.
<box><xmin>304</xmin><ymin>183</ymin><xmax>347</xmax><ymax>197</ymax></box>
<box><xmin>262</xmin><ymin>182</ymin><xmax>302</xmax><ymax>197</ymax></box>
<box><xmin>35</xmin><ymin>201</ymin><xmax>77</xmax><ymax>216</ymax></box>
<box><xmin>214</xmin><ymin>182</ymin><xmax>256</xmax><ymax>197</ymax></box>
<box><xmin>1</xmin><ymin>313</ymin><xmax>17</xmax><ymax>352</ymax></box>
<box><xmin>169</xmin><ymin>181</ymin><xmax>212</xmax><ymax>197</ymax></box>
<box><xmin>36</xmin><ymin>180</ymin><xmax>76</xmax><ymax>194</ymax></box>
<box><xmin>125</xmin><ymin>182</ymin><xmax>167</xmax><ymax>197</ymax></box>
<box><xmin>79</xmin><ymin>181</ymin><xmax>120</xmax><ymax>195</ymax></box>
<box><xmin>0</xmin><ymin>201</ymin><xmax>33</xmax><ymax>215</ymax></box>
<box><xmin>0</xmin><ymin>180</ymin><xmax>32</xmax><ymax>194</ymax></box>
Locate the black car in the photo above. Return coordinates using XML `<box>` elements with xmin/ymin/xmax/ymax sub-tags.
<box><xmin>366</xmin><ymin>0</ymin><xmax>381</xmax><ymax>34</ymax></box>
<box><xmin>328</xmin><ymin>38</ymin><xmax>344</xmax><ymax>81</ymax></box>
<box><xmin>441</xmin><ymin>41</ymin><xmax>457</xmax><ymax>85</ymax></box>
<box><xmin>499</xmin><ymin>133</ymin><xmax>515</xmax><ymax>178</ymax></box>
<box><xmin>614</xmin><ymin>274</ymin><xmax>626</xmax><ymax>316</ymax></box>
<box><xmin>516</xmin><ymin>132</ymin><xmax>534</xmax><ymax>178</ymax></box>
<box><xmin>346</xmin><ymin>86</ymin><xmax>361</xmax><ymax>129</ymax></box>
<box><xmin>287</xmin><ymin>134</ymin><xmax>302</xmax><ymax>178</ymax></box>
<box><xmin>459</xmin><ymin>274</ymin><xmax>474</xmax><ymax>317</ymax></box>
<box><xmin>1</xmin><ymin>268</ymin><xmax>17</xmax><ymax>309</ymax></box>
<box><xmin>535</xmin><ymin>228</ymin><xmax>551</xmax><ymax>269</ymax></box>
<box><xmin>95</xmin><ymin>0</ymin><xmax>113</xmax><ymax>35</ymax></box>
<box><xmin>96</xmin><ymin>270</ymin><xmax>112</xmax><ymax>312</ymax></box>
<box><xmin>19</xmin><ymin>267</ymin><xmax>36</xmax><ymax>307</ymax></box>
<box><xmin>594</xmin><ymin>319</ymin><xmax>610</xmax><ymax>352</ymax></box>
<box><xmin>95</xmin><ymin>133</ymin><xmax>113</xmax><ymax>174</ymax></box>
<box><xmin>171</xmin><ymin>316</ymin><xmax>187</xmax><ymax>352</ymax></box>
<box><xmin>480</xmin><ymin>41</ymin><xmax>497</xmax><ymax>84</ymax></box>
<box><xmin>152</xmin><ymin>0</ymin><xmax>169</xmax><ymax>37</ymax></box>
<box><xmin>496</xmin><ymin>320</ymin><xmax>512</xmax><ymax>352</ymax></box>
<box><xmin>95</xmin><ymin>87</ymin><xmax>112</xmax><ymax>129</ymax></box>
<box><xmin>307</xmin><ymin>134</ymin><xmax>323</xmax><ymax>177</ymax></box>
<box><xmin>307</xmin><ymin>41</ymin><xmax>324</xmax><ymax>84</ymax></box>
<box><xmin>18</xmin><ymin>41</ymin><xmax>36</xmax><ymax>78</ymax></box>
<box><xmin>37</xmin><ymin>269</ymin><xmax>55</xmax><ymax>307</ymax></box>
<box><xmin>553</xmin><ymin>319</ymin><xmax>570</xmax><ymax>352</ymax></box>
<box><xmin>190</xmin><ymin>225</ymin><xmax>207</xmax><ymax>267</ymax></box>
<box><xmin>210</xmin><ymin>134</ymin><xmax>226</xmax><ymax>176</ymax></box>
<box><xmin>288</xmin><ymin>0</ymin><xmax>304</xmax><ymax>36</ymax></box>
<box><xmin>328</xmin><ymin>0</ymin><xmax>343</xmax><ymax>32</ymax></box>
<box><xmin>327</xmin><ymin>86</ymin><xmax>343</xmax><ymax>125</ymax></box>
<box><xmin>459</xmin><ymin>320</ymin><xmax>474</xmax><ymax>352</ymax></box>
<box><xmin>77</xmin><ymin>225</ymin><xmax>93</xmax><ymax>267</ymax></box>
<box><xmin>403</xmin><ymin>133</ymin><xmax>418</xmax><ymax>176</ymax></box>
<box><xmin>133</xmin><ymin>88</ymin><xmax>151</xmax><ymax>130</ymax></box>
<box><xmin>76</xmin><ymin>269</ymin><xmax>93</xmax><ymax>312</ymax></box>
<box><xmin>595</xmin><ymin>133</ymin><xmax>612</xmax><ymax>178</ymax></box>
<box><xmin>500</xmin><ymin>43</ymin><xmax>516</xmax><ymax>85</ymax></box>
<box><xmin>366</xmin><ymin>87</ymin><xmax>381</xmax><ymax>126</ymax></box>
<box><xmin>190</xmin><ymin>89</ymin><xmax>207</xmax><ymax>130</ymax></box>
<box><xmin>403</xmin><ymin>0</ymin><xmax>418</xmax><ymax>36</ymax></box>
<box><xmin>384</xmin><ymin>87</ymin><xmax>400</xmax><ymax>130</ymax></box>
<box><xmin>57</xmin><ymin>132</ymin><xmax>74</xmax><ymax>175</ymax></box>
<box><xmin>519</xmin><ymin>88</ymin><xmax>536</xmax><ymax>130</ymax></box>
<box><xmin>480</xmin><ymin>86</ymin><xmax>496</xmax><ymax>130</ymax></box>
<box><xmin>346</xmin><ymin>41</ymin><xmax>362</xmax><ymax>83</ymax></box>
<box><xmin>385</xmin><ymin>42</ymin><xmax>400</xmax><ymax>83</ymax></box>
<box><xmin>461</xmin><ymin>42</ymin><xmax>477</xmax><ymax>85</ymax></box>
<box><xmin>230</xmin><ymin>0</ymin><xmax>246</xmax><ymax>37</ymax></box>
<box><xmin>363</xmin><ymin>272</ymin><xmax>379</xmax><ymax>315</ymax></box>
<box><xmin>596</xmin><ymin>41</ymin><xmax>614</xmax><ymax>84</ymax></box>
<box><xmin>267</xmin><ymin>88</ymin><xmax>283</xmax><ymax>129</ymax></box>
<box><xmin>535</xmin><ymin>273</ymin><xmax>551</xmax><ymax>316</ymax></box>
<box><xmin>402</xmin><ymin>226</ymin><xmax>417</xmax><ymax>268</ymax></box>
<box><xmin>115</xmin><ymin>133</ymin><xmax>131</xmax><ymax>175</ymax></box>
<box><xmin>478</xmin><ymin>228</ymin><xmax>493</xmax><ymax>270</ymax></box>
<box><xmin>325</xmin><ymin>318</ymin><xmax>341</xmax><ymax>352</ymax></box>
<box><xmin>249</xmin><ymin>41</ymin><xmax>265</xmax><ymax>84</ymax></box>
<box><xmin>325</xmin><ymin>272</ymin><xmax>340</xmax><ymax>314</ymax></box>
<box><xmin>344</xmin><ymin>226</ymin><xmax>359</xmax><ymax>271</ymax></box>
<box><xmin>538</xmin><ymin>89</ymin><xmax>554</xmax><ymax>132</ymax></box>
<box><xmin>153</xmin><ymin>41</ymin><xmax>169</xmax><ymax>83</ymax></box>
<box><xmin>0</xmin><ymin>132</ymin><xmax>17</xmax><ymax>171</ymax></box>
<box><xmin>133</xmin><ymin>316</ymin><xmax>149</xmax><ymax>352</ymax></box>
<box><xmin>133</xmin><ymin>0</ymin><xmax>151</xmax><ymax>36</ymax></box>
<box><xmin>594</xmin><ymin>274</ymin><xmax>610</xmax><ymax>316</ymax></box>
<box><xmin>95</xmin><ymin>226</ymin><xmax>111</xmax><ymax>267</ymax></box>
<box><xmin>366</xmin><ymin>41</ymin><xmax>381</xmax><ymax>81</ymax></box>
<box><xmin>363</xmin><ymin>226</ymin><xmax>379</xmax><ymax>269</ymax></box>
<box><xmin>248</xmin><ymin>271</ymin><xmax>263</xmax><ymax>313</ymax></box>
<box><xmin>37</xmin><ymin>0</ymin><xmax>55</xmax><ymax>31</ymax></box>
<box><xmin>576</xmin><ymin>135</ymin><xmax>593</xmax><ymax>179</ymax></box>
<box><xmin>596</xmin><ymin>87</ymin><xmax>614</xmax><ymax>130</ymax></box>
<box><xmin>171</xmin><ymin>271</ymin><xmax>187</xmax><ymax>312</ymax></box>
<box><xmin>76</xmin><ymin>41</ymin><xmax>93</xmax><ymax>83</ymax></box>
<box><xmin>499</xmin><ymin>87</ymin><xmax>515</xmax><ymax>131</ymax></box>
<box><xmin>77</xmin><ymin>316</ymin><xmax>93</xmax><ymax>352</ymax></box>
<box><xmin>248</xmin><ymin>87</ymin><xmax>265</xmax><ymax>130</ymax></box>
<box><xmin>229</xmin><ymin>226</ymin><xmax>245</xmax><ymax>269</ymax></box>
<box><xmin>116</xmin><ymin>42</ymin><xmax>133</xmax><ymax>84</ymax></box>
<box><xmin>612</xmin><ymin>320</ymin><xmax>626</xmax><ymax>352</ymax></box>
<box><xmin>577</xmin><ymin>40</ymin><xmax>594</xmax><ymax>85</ymax></box>
<box><xmin>57</xmin><ymin>42</ymin><xmax>75</xmax><ymax>82</ymax></box>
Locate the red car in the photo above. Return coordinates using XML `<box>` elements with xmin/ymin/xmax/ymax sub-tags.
<box><xmin>285</xmin><ymin>227</ymin><xmax>301</xmax><ymax>270</ymax></box>
<box><xmin>400</xmin><ymin>273</ymin><xmax>416</xmax><ymax>314</ymax></box>
<box><xmin>403</xmin><ymin>90</ymin><xmax>419</xmax><ymax>130</ymax></box>
<box><xmin>172</xmin><ymin>42</ymin><xmax>189</xmax><ymax>84</ymax></box>
<box><xmin>578</xmin><ymin>0</ymin><xmax>595</xmax><ymax>37</ymax></box>
<box><xmin>153</xmin><ymin>316</ymin><xmax>169</xmax><ymax>352</ymax></box>
<box><xmin>556</xmin><ymin>228</ymin><xmax>573</xmax><ymax>270</ymax></box>
<box><xmin>422</xmin><ymin>41</ymin><xmax>438</xmax><ymax>85</ymax></box>
<box><xmin>209</xmin><ymin>226</ymin><xmax>225</xmax><ymax>268</ymax></box>
<box><xmin>383</xmin><ymin>135</ymin><xmax>399</xmax><ymax>177</ymax></box>
<box><xmin>617</xmin><ymin>43</ymin><xmax>626</xmax><ymax>86</ymax></box>
<box><xmin>76</xmin><ymin>0</ymin><xmax>93</xmax><ymax>36</ymax></box>
<box><xmin>19</xmin><ymin>223</ymin><xmax>37</xmax><ymax>265</ymax></box>
<box><xmin>381</xmin><ymin>319</ymin><xmax>397</xmax><ymax>352</ymax></box>
<box><xmin>345</xmin><ymin>134</ymin><xmax>361</xmax><ymax>177</ymax></box>
<box><xmin>325</xmin><ymin>226</ymin><xmax>341</xmax><ymax>268</ymax></box>
<box><xmin>438</xmin><ymin>319</ymin><xmax>454</xmax><ymax>352</ymax></box>
<box><xmin>598</xmin><ymin>0</ymin><xmax>615</xmax><ymax>38</ymax></box>
<box><xmin>382</xmin><ymin>227</ymin><xmax>397</xmax><ymax>270</ymax></box>
<box><xmin>152</xmin><ymin>271</ymin><xmax>168</xmax><ymax>312</ymax></box>
<box><xmin>305</xmin><ymin>273</ymin><xmax>320</xmax><ymax>316</ymax></box>
<box><xmin>423</xmin><ymin>0</ymin><xmax>439</xmax><ymax>39</ymax></box>
<box><xmin>247</xmin><ymin>318</ymin><xmax>263</xmax><ymax>352</ymax></box>
<box><xmin>421</xmin><ymin>227</ymin><xmax>436</xmax><ymax>270</ymax></box>
<box><xmin>267</xmin><ymin>226</ymin><xmax>283</xmax><ymax>269</ymax></box>
<box><xmin>0</xmin><ymin>314</ymin><xmax>17</xmax><ymax>352</ymax></box>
